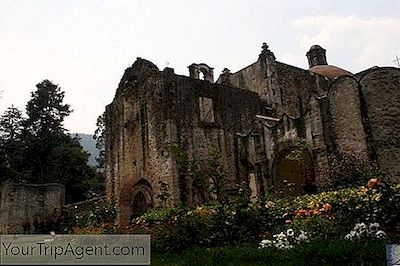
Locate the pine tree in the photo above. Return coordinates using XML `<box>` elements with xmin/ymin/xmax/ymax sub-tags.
<box><xmin>25</xmin><ymin>79</ymin><xmax>72</xmax><ymax>136</ymax></box>
<box><xmin>0</xmin><ymin>105</ymin><xmax>25</xmax><ymax>181</ymax></box>
<box><xmin>21</xmin><ymin>80</ymin><xmax>95</xmax><ymax>202</ymax></box>
<box><xmin>94</xmin><ymin>112</ymin><xmax>106</xmax><ymax>169</ymax></box>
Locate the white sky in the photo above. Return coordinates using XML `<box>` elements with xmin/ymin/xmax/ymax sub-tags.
<box><xmin>1</xmin><ymin>0</ymin><xmax>399</xmax><ymax>134</ymax></box>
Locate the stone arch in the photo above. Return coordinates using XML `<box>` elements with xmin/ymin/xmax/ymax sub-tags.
<box><xmin>188</xmin><ymin>63</ymin><xmax>214</xmax><ymax>82</ymax></box>
<box><xmin>130</xmin><ymin>179</ymin><xmax>153</xmax><ymax>220</ymax></box>
<box><xmin>272</xmin><ymin>147</ymin><xmax>315</xmax><ymax>195</ymax></box>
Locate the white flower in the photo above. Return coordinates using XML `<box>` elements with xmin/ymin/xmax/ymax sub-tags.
<box><xmin>261</xmin><ymin>239</ymin><xmax>272</xmax><ymax>245</ymax></box>
<box><xmin>369</xmin><ymin>223</ymin><xmax>380</xmax><ymax>231</ymax></box>
<box><xmin>355</xmin><ymin>223</ymin><xmax>367</xmax><ymax>233</ymax></box>
<box><xmin>299</xmin><ymin>230</ymin><xmax>307</xmax><ymax>235</ymax></box>
<box><xmin>345</xmin><ymin>222</ymin><xmax>387</xmax><ymax>241</ymax></box>
<box><xmin>286</xmin><ymin>229</ymin><xmax>295</xmax><ymax>237</ymax></box>
<box><xmin>375</xmin><ymin>230</ymin><xmax>387</xmax><ymax>239</ymax></box>
<box><xmin>296</xmin><ymin>233</ymin><xmax>308</xmax><ymax>242</ymax></box>
<box><xmin>345</xmin><ymin>234</ymin><xmax>352</xmax><ymax>240</ymax></box>
<box><xmin>259</xmin><ymin>239</ymin><xmax>273</xmax><ymax>249</ymax></box>
<box><xmin>276</xmin><ymin>232</ymin><xmax>286</xmax><ymax>240</ymax></box>
<box><xmin>261</xmin><ymin>229</ymin><xmax>310</xmax><ymax>249</ymax></box>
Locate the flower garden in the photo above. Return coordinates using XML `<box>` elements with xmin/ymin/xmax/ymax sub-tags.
<box><xmin>59</xmin><ymin>176</ymin><xmax>400</xmax><ymax>265</ymax></box>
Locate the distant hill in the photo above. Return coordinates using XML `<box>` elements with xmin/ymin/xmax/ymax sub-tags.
<box><xmin>75</xmin><ymin>133</ymin><xmax>99</xmax><ymax>166</ymax></box>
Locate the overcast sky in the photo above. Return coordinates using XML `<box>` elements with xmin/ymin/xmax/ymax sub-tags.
<box><xmin>1</xmin><ymin>0</ymin><xmax>399</xmax><ymax>134</ymax></box>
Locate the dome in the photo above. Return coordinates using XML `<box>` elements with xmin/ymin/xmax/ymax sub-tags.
<box><xmin>309</xmin><ymin>45</ymin><xmax>325</xmax><ymax>51</ymax></box>
<box><xmin>308</xmin><ymin>65</ymin><xmax>352</xmax><ymax>80</ymax></box>
<box><xmin>309</xmin><ymin>44</ymin><xmax>325</xmax><ymax>51</ymax></box>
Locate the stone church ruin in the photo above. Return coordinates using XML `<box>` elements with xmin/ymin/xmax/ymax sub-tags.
<box><xmin>105</xmin><ymin>43</ymin><xmax>400</xmax><ymax>224</ymax></box>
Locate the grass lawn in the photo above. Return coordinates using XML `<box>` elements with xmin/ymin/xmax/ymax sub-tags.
<box><xmin>151</xmin><ymin>240</ymin><xmax>386</xmax><ymax>265</ymax></box>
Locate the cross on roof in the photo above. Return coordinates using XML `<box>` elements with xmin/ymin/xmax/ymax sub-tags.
<box><xmin>394</xmin><ymin>55</ymin><xmax>400</xmax><ymax>67</ymax></box>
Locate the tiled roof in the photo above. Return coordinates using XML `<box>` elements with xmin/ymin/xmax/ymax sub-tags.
<box><xmin>309</xmin><ymin>65</ymin><xmax>352</xmax><ymax>80</ymax></box>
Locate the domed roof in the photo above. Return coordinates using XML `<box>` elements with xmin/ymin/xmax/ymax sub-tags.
<box><xmin>309</xmin><ymin>45</ymin><xmax>325</xmax><ymax>51</ymax></box>
<box><xmin>308</xmin><ymin>65</ymin><xmax>352</xmax><ymax>80</ymax></box>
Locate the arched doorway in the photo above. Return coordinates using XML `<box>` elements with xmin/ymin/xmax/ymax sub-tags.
<box><xmin>132</xmin><ymin>191</ymin><xmax>147</xmax><ymax>218</ymax></box>
<box><xmin>273</xmin><ymin>149</ymin><xmax>315</xmax><ymax>195</ymax></box>
<box><xmin>130</xmin><ymin>180</ymin><xmax>153</xmax><ymax>221</ymax></box>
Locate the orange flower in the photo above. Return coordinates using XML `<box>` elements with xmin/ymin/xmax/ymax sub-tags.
<box><xmin>312</xmin><ymin>209</ymin><xmax>319</xmax><ymax>215</ymax></box>
<box><xmin>368</xmin><ymin>178</ymin><xmax>379</xmax><ymax>189</ymax></box>
<box><xmin>295</xmin><ymin>209</ymin><xmax>308</xmax><ymax>216</ymax></box>
<box><xmin>320</xmin><ymin>203</ymin><xmax>332</xmax><ymax>212</ymax></box>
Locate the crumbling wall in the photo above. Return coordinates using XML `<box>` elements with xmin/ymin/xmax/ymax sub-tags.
<box><xmin>275</xmin><ymin>62</ymin><xmax>319</xmax><ymax>117</ymax></box>
<box><xmin>359</xmin><ymin>68</ymin><xmax>400</xmax><ymax>179</ymax></box>
<box><xmin>328</xmin><ymin>76</ymin><xmax>368</xmax><ymax>156</ymax></box>
<box><xmin>106</xmin><ymin>59</ymin><xmax>264</xmax><ymax>224</ymax></box>
<box><xmin>229</xmin><ymin>59</ymin><xmax>320</xmax><ymax>118</ymax></box>
<box><xmin>171</xmin><ymin>75</ymin><xmax>263</xmax><ymax>200</ymax></box>
<box><xmin>304</xmin><ymin>96</ymin><xmax>330</xmax><ymax>188</ymax></box>
<box><xmin>0</xmin><ymin>181</ymin><xmax>64</xmax><ymax>233</ymax></box>
<box><xmin>229</xmin><ymin>61</ymin><xmax>267</xmax><ymax>97</ymax></box>
<box><xmin>106</xmin><ymin>59</ymin><xmax>176</xmax><ymax>224</ymax></box>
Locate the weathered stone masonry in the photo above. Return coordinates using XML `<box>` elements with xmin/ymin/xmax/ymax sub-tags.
<box><xmin>106</xmin><ymin>43</ymin><xmax>400</xmax><ymax>224</ymax></box>
<box><xmin>0</xmin><ymin>181</ymin><xmax>64</xmax><ymax>233</ymax></box>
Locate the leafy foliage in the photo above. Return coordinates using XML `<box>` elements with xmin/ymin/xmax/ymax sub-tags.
<box><xmin>0</xmin><ymin>80</ymin><xmax>99</xmax><ymax>202</ymax></box>
<box><xmin>170</xmin><ymin>143</ymin><xmax>227</xmax><ymax>204</ymax></box>
<box><xmin>60</xmin><ymin>198</ymin><xmax>117</xmax><ymax>233</ymax></box>
<box><xmin>0</xmin><ymin>106</ymin><xmax>25</xmax><ymax>181</ymax></box>
<box><xmin>74</xmin><ymin>178</ymin><xmax>399</xmax><ymax>253</ymax></box>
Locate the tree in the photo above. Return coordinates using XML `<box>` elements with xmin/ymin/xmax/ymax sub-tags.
<box><xmin>93</xmin><ymin>112</ymin><xmax>106</xmax><ymax>170</ymax></box>
<box><xmin>90</xmin><ymin>112</ymin><xmax>107</xmax><ymax>197</ymax></box>
<box><xmin>0</xmin><ymin>105</ymin><xmax>24</xmax><ymax>141</ymax></box>
<box><xmin>20</xmin><ymin>80</ymin><xmax>95</xmax><ymax>202</ymax></box>
<box><xmin>25</xmin><ymin>80</ymin><xmax>72</xmax><ymax>136</ymax></box>
<box><xmin>0</xmin><ymin>106</ymin><xmax>25</xmax><ymax>181</ymax></box>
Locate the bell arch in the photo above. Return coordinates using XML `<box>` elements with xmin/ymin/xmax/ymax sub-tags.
<box><xmin>188</xmin><ymin>63</ymin><xmax>214</xmax><ymax>82</ymax></box>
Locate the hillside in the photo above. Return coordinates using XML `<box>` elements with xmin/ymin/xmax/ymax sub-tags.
<box><xmin>76</xmin><ymin>133</ymin><xmax>99</xmax><ymax>166</ymax></box>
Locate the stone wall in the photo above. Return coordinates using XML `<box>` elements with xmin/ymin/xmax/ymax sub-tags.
<box><xmin>275</xmin><ymin>62</ymin><xmax>319</xmax><ymax>117</ymax></box>
<box><xmin>229</xmin><ymin>60</ymin><xmax>320</xmax><ymax>118</ymax></box>
<box><xmin>328</xmin><ymin>76</ymin><xmax>368</xmax><ymax>156</ymax></box>
<box><xmin>0</xmin><ymin>181</ymin><xmax>64</xmax><ymax>233</ymax></box>
<box><xmin>106</xmin><ymin>59</ymin><xmax>264</xmax><ymax>224</ymax></box>
<box><xmin>359</xmin><ymin>68</ymin><xmax>400</xmax><ymax>178</ymax></box>
<box><xmin>106</xmin><ymin>46</ymin><xmax>400</xmax><ymax>225</ymax></box>
<box><xmin>304</xmin><ymin>96</ymin><xmax>330</xmax><ymax>187</ymax></box>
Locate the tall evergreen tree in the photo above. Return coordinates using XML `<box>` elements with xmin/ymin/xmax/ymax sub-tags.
<box><xmin>21</xmin><ymin>80</ymin><xmax>95</xmax><ymax>202</ymax></box>
<box><xmin>0</xmin><ymin>105</ymin><xmax>24</xmax><ymax>141</ymax></box>
<box><xmin>25</xmin><ymin>79</ymin><xmax>72</xmax><ymax>136</ymax></box>
<box><xmin>93</xmin><ymin>112</ymin><xmax>105</xmax><ymax>170</ymax></box>
<box><xmin>0</xmin><ymin>80</ymin><xmax>98</xmax><ymax>202</ymax></box>
<box><xmin>0</xmin><ymin>105</ymin><xmax>25</xmax><ymax>181</ymax></box>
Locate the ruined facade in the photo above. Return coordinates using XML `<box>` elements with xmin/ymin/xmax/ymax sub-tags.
<box><xmin>105</xmin><ymin>43</ymin><xmax>400</xmax><ymax>224</ymax></box>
